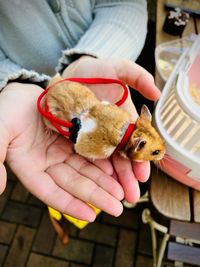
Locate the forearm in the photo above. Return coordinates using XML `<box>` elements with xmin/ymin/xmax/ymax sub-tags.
<box><xmin>57</xmin><ymin>0</ymin><xmax>148</xmax><ymax>74</ymax></box>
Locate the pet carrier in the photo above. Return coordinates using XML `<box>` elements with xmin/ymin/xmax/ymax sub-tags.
<box><xmin>154</xmin><ymin>35</ymin><xmax>200</xmax><ymax>189</ymax></box>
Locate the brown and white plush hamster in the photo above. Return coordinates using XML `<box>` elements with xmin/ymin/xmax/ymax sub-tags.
<box><xmin>40</xmin><ymin>75</ymin><xmax>165</xmax><ymax>162</ymax></box>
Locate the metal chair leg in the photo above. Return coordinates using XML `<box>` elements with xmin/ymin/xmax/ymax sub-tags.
<box><xmin>142</xmin><ymin>208</ymin><xmax>169</xmax><ymax>267</ymax></box>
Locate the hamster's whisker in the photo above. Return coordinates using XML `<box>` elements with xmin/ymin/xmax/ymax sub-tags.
<box><xmin>158</xmin><ymin>159</ymin><xmax>165</xmax><ymax>170</ymax></box>
<box><xmin>153</xmin><ymin>158</ymin><xmax>165</xmax><ymax>171</ymax></box>
<box><xmin>163</xmin><ymin>155</ymin><xmax>174</xmax><ymax>164</ymax></box>
<box><xmin>152</xmin><ymin>160</ymin><xmax>161</xmax><ymax>176</ymax></box>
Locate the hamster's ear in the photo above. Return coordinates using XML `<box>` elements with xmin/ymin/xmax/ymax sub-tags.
<box><xmin>136</xmin><ymin>105</ymin><xmax>152</xmax><ymax>127</ymax></box>
<box><xmin>141</xmin><ymin>105</ymin><xmax>152</xmax><ymax>122</ymax></box>
<box><xmin>48</xmin><ymin>74</ymin><xmax>63</xmax><ymax>87</ymax></box>
<box><xmin>124</xmin><ymin>136</ymin><xmax>146</xmax><ymax>158</ymax></box>
<box><xmin>133</xmin><ymin>137</ymin><xmax>147</xmax><ymax>152</ymax></box>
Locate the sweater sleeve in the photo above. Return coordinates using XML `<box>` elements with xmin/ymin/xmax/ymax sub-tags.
<box><xmin>0</xmin><ymin>48</ymin><xmax>50</xmax><ymax>91</ymax></box>
<box><xmin>57</xmin><ymin>0</ymin><xmax>148</xmax><ymax>73</ymax></box>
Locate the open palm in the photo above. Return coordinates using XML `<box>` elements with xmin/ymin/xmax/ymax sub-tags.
<box><xmin>0</xmin><ymin>83</ymin><xmax>124</xmax><ymax>221</ymax></box>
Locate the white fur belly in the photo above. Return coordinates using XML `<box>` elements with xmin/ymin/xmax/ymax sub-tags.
<box><xmin>79</xmin><ymin>117</ymin><xmax>97</xmax><ymax>133</ymax></box>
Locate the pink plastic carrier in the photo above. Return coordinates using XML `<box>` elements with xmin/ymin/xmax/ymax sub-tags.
<box><xmin>154</xmin><ymin>35</ymin><xmax>200</xmax><ymax>189</ymax></box>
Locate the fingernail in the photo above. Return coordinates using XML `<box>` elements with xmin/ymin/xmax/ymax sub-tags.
<box><xmin>113</xmin><ymin>203</ymin><xmax>123</xmax><ymax>217</ymax></box>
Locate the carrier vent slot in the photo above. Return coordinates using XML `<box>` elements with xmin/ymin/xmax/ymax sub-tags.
<box><xmin>177</xmin><ymin>121</ymin><xmax>196</xmax><ymax>145</ymax></box>
<box><xmin>191</xmin><ymin>139</ymin><xmax>200</xmax><ymax>155</ymax></box>
<box><xmin>168</xmin><ymin>114</ymin><xmax>185</xmax><ymax>136</ymax></box>
<box><xmin>162</xmin><ymin>104</ymin><xmax>180</xmax><ymax>128</ymax></box>
<box><xmin>160</xmin><ymin>93</ymin><xmax>175</xmax><ymax>121</ymax></box>
<box><xmin>182</xmin><ymin>126</ymin><xmax>199</xmax><ymax>148</ymax></box>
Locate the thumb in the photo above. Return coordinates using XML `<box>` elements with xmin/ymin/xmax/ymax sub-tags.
<box><xmin>0</xmin><ymin>123</ymin><xmax>9</xmax><ymax>194</ymax></box>
<box><xmin>114</xmin><ymin>59</ymin><xmax>161</xmax><ymax>101</ymax></box>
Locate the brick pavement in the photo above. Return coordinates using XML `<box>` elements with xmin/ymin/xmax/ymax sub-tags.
<box><xmin>0</xmin><ymin>168</ymin><xmax>180</xmax><ymax>267</ymax></box>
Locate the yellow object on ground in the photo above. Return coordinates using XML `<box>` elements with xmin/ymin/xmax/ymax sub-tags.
<box><xmin>48</xmin><ymin>205</ymin><xmax>101</xmax><ymax>229</ymax></box>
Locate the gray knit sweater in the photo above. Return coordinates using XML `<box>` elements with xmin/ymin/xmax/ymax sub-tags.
<box><xmin>0</xmin><ymin>0</ymin><xmax>148</xmax><ymax>90</ymax></box>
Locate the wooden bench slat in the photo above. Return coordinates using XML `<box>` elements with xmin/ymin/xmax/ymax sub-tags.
<box><xmin>168</xmin><ymin>241</ymin><xmax>200</xmax><ymax>265</ymax></box>
<box><xmin>150</xmin><ymin>167</ymin><xmax>191</xmax><ymax>221</ymax></box>
<box><xmin>193</xmin><ymin>190</ymin><xmax>200</xmax><ymax>223</ymax></box>
<box><xmin>170</xmin><ymin>220</ymin><xmax>200</xmax><ymax>241</ymax></box>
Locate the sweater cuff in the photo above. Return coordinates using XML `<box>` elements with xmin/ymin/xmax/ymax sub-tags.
<box><xmin>56</xmin><ymin>49</ymin><xmax>98</xmax><ymax>74</ymax></box>
<box><xmin>0</xmin><ymin>59</ymin><xmax>50</xmax><ymax>91</ymax></box>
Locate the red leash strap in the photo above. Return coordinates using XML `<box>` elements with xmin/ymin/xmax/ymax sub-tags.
<box><xmin>64</xmin><ymin>77</ymin><xmax>129</xmax><ymax>106</ymax></box>
<box><xmin>115</xmin><ymin>123</ymin><xmax>135</xmax><ymax>151</ymax></box>
<box><xmin>37</xmin><ymin>77</ymin><xmax>129</xmax><ymax>137</ymax></box>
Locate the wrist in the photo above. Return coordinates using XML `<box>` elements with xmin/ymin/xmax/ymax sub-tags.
<box><xmin>3</xmin><ymin>82</ymin><xmax>42</xmax><ymax>92</ymax></box>
<box><xmin>62</xmin><ymin>55</ymin><xmax>97</xmax><ymax>78</ymax></box>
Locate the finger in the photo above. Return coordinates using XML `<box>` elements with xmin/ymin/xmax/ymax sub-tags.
<box><xmin>132</xmin><ymin>161</ymin><xmax>150</xmax><ymax>183</ymax></box>
<box><xmin>89</xmin><ymin>158</ymin><xmax>114</xmax><ymax>176</ymax></box>
<box><xmin>0</xmin><ymin>164</ymin><xmax>7</xmax><ymax>194</ymax></box>
<box><xmin>115</xmin><ymin>59</ymin><xmax>161</xmax><ymax>101</ymax></box>
<box><xmin>0</xmin><ymin>124</ymin><xmax>9</xmax><ymax>194</ymax></box>
<box><xmin>23</xmin><ymin>172</ymin><xmax>97</xmax><ymax>222</ymax></box>
<box><xmin>112</xmin><ymin>154</ymin><xmax>140</xmax><ymax>203</ymax></box>
<box><xmin>112</xmin><ymin>170</ymin><xmax>119</xmax><ymax>181</ymax></box>
<box><xmin>66</xmin><ymin>154</ymin><xmax>124</xmax><ymax>200</ymax></box>
<box><xmin>47</xmin><ymin>163</ymin><xmax>123</xmax><ymax>217</ymax></box>
<box><xmin>48</xmin><ymin>137</ymin><xmax>114</xmax><ymax>176</ymax></box>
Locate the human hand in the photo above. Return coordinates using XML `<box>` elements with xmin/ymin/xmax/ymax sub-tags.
<box><xmin>0</xmin><ymin>82</ymin><xmax>125</xmax><ymax>221</ymax></box>
<box><xmin>63</xmin><ymin>56</ymin><xmax>161</xmax><ymax>202</ymax></box>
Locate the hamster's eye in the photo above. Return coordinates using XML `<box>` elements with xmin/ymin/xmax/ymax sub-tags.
<box><xmin>152</xmin><ymin>150</ymin><xmax>160</xmax><ymax>155</ymax></box>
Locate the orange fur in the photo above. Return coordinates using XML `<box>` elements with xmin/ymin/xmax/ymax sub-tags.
<box><xmin>42</xmin><ymin>75</ymin><xmax>165</xmax><ymax>161</ymax></box>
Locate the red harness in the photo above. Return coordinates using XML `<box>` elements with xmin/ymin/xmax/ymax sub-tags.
<box><xmin>37</xmin><ymin>77</ymin><xmax>135</xmax><ymax>150</ymax></box>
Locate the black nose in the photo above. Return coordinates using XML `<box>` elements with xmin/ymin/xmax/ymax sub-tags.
<box><xmin>152</xmin><ymin>150</ymin><xmax>160</xmax><ymax>156</ymax></box>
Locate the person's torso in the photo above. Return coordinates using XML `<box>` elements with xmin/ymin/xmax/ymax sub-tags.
<box><xmin>0</xmin><ymin>0</ymin><xmax>93</xmax><ymax>75</ymax></box>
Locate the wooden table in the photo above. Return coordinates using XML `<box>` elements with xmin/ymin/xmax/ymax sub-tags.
<box><xmin>144</xmin><ymin>1</ymin><xmax>200</xmax><ymax>266</ymax></box>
